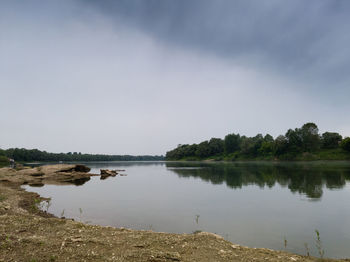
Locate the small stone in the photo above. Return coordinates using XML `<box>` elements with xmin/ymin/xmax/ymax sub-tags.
<box><xmin>218</xmin><ymin>249</ymin><xmax>226</xmax><ymax>255</ymax></box>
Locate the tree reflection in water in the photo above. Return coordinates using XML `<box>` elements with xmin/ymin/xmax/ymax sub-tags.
<box><xmin>166</xmin><ymin>162</ymin><xmax>350</xmax><ymax>199</ymax></box>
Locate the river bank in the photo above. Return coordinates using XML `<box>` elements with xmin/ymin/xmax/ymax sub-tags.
<box><xmin>0</xmin><ymin>165</ymin><xmax>347</xmax><ymax>262</ymax></box>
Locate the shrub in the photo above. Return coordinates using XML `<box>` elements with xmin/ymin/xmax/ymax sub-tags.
<box><xmin>341</xmin><ymin>137</ymin><xmax>350</xmax><ymax>152</ymax></box>
<box><xmin>0</xmin><ymin>155</ymin><xmax>9</xmax><ymax>164</ymax></box>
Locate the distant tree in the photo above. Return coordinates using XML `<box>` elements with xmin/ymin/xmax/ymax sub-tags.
<box><xmin>166</xmin><ymin>144</ymin><xmax>190</xmax><ymax>160</ymax></box>
<box><xmin>341</xmin><ymin>137</ymin><xmax>350</xmax><ymax>152</ymax></box>
<box><xmin>321</xmin><ymin>132</ymin><xmax>342</xmax><ymax>149</ymax></box>
<box><xmin>259</xmin><ymin>142</ymin><xmax>273</xmax><ymax>155</ymax></box>
<box><xmin>264</xmin><ymin>134</ymin><xmax>274</xmax><ymax>143</ymax></box>
<box><xmin>165</xmin><ymin>122</ymin><xmax>346</xmax><ymax>160</ymax></box>
<box><xmin>0</xmin><ymin>155</ymin><xmax>9</xmax><ymax>165</ymax></box>
<box><xmin>224</xmin><ymin>133</ymin><xmax>240</xmax><ymax>154</ymax></box>
<box><xmin>4</xmin><ymin>148</ymin><xmax>164</xmax><ymax>162</ymax></box>
<box><xmin>285</xmin><ymin>128</ymin><xmax>303</xmax><ymax>152</ymax></box>
<box><xmin>300</xmin><ymin>123</ymin><xmax>321</xmax><ymax>152</ymax></box>
<box><xmin>208</xmin><ymin>138</ymin><xmax>224</xmax><ymax>155</ymax></box>
<box><xmin>257</xmin><ymin>134</ymin><xmax>274</xmax><ymax>156</ymax></box>
<box><xmin>240</xmin><ymin>134</ymin><xmax>263</xmax><ymax>156</ymax></box>
<box><xmin>195</xmin><ymin>141</ymin><xmax>211</xmax><ymax>158</ymax></box>
<box><xmin>285</xmin><ymin>123</ymin><xmax>320</xmax><ymax>152</ymax></box>
<box><xmin>183</xmin><ymin>144</ymin><xmax>198</xmax><ymax>158</ymax></box>
<box><xmin>274</xmin><ymin>135</ymin><xmax>288</xmax><ymax>156</ymax></box>
<box><xmin>252</xmin><ymin>134</ymin><xmax>264</xmax><ymax>156</ymax></box>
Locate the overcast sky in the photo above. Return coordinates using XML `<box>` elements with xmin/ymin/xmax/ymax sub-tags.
<box><xmin>1</xmin><ymin>0</ymin><xmax>349</xmax><ymax>155</ymax></box>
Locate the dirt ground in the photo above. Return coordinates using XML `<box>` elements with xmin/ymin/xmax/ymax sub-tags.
<box><xmin>0</xmin><ymin>166</ymin><xmax>348</xmax><ymax>262</ymax></box>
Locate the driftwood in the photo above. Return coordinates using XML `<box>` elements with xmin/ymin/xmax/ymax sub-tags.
<box><xmin>100</xmin><ymin>169</ymin><xmax>118</xmax><ymax>180</ymax></box>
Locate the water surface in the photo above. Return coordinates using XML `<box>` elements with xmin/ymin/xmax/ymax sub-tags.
<box><xmin>25</xmin><ymin>161</ymin><xmax>350</xmax><ymax>258</ymax></box>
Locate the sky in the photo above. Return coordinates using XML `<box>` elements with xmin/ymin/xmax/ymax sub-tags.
<box><xmin>1</xmin><ymin>0</ymin><xmax>349</xmax><ymax>155</ymax></box>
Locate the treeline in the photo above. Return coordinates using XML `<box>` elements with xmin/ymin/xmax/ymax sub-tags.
<box><xmin>0</xmin><ymin>148</ymin><xmax>164</xmax><ymax>162</ymax></box>
<box><xmin>166</xmin><ymin>123</ymin><xmax>350</xmax><ymax>161</ymax></box>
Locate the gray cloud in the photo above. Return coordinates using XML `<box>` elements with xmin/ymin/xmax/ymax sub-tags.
<box><xmin>83</xmin><ymin>0</ymin><xmax>350</xmax><ymax>89</ymax></box>
<box><xmin>0</xmin><ymin>0</ymin><xmax>349</xmax><ymax>154</ymax></box>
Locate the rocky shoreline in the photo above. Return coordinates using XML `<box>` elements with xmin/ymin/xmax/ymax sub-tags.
<box><xmin>0</xmin><ymin>164</ymin><xmax>347</xmax><ymax>261</ymax></box>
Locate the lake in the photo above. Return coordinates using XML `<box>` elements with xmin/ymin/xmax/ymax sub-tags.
<box><xmin>24</xmin><ymin>161</ymin><xmax>350</xmax><ymax>259</ymax></box>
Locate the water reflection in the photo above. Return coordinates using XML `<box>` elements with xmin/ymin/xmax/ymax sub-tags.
<box><xmin>166</xmin><ymin>161</ymin><xmax>350</xmax><ymax>199</ymax></box>
<box><xmin>72</xmin><ymin>177</ymin><xmax>91</xmax><ymax>185</ymax></box>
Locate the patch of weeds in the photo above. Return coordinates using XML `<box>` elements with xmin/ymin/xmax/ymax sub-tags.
<box><xmin>75</xmin><ymin>223</ymin><xmax>85</xmax><ymax>229</ymax></box>
<box><xmin>304</xmin><ymin>242</ymin><xmax>310</xmax><ymax>256</ymax></box>
<box><xmin>0</xmin><ymin>235</ymin><xmax>12</xmax><ymax>249</ymax></box>
<box><xmin>50</xmin><ymin>255</ymin><xmax>57</xmax><ymax>261</ymax></box>
<box><xmin>195</xmin><ymin>214</ymin><xmax>200</xmax><ymax>224</ymax></box>
<box><xmin>315</xmin><ymin>229</ymin><xmax>325</xmax><ymax>258</ymax></box>
<box><xmin>31</xmin><ymin>198</ymin><xmax>41</xmax><ymax>212</ymax></box>
<box><xmin>283</xmin><ymin>236</ymin><xmax>287</xmax><ymax>249</ymax></box>
<box><xmin>0</xmin><ymin>194</ymin><xmax>6</xmax><ymax>202</ymax></box>
<box><xmin>60</xmin><ymin>209</ymin><xmax>65</xmax><ymax>218</ymax></box>
<box><xmin>79</xmin><ymin>208</ymin><xmax>83</xmax><ymax>222</ymax></box>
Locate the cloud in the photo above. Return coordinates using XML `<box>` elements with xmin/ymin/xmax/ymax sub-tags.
<box><xmin>84</xmin><ymin>0</ymin><xmax>350</xmax><ymax>96</ymax></box>
<box><xmin>0</xmin><ymin>0</ymin><xmax>349</xmax><ymax>154</ymax></box>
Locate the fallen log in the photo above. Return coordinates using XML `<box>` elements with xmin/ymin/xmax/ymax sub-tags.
<box><xmin>100</xmin><ymin>169</ymin><xmax>118</xmax><ymax>179</ymax></box>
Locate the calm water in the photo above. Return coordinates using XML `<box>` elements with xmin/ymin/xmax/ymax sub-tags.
<box><xmin>24</xmin><ymin>161</ymin><xmax>350</xmax><ymax>258</ymax></box>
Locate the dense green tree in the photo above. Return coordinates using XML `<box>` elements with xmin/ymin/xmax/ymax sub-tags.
<box><xmin>257</xmin><ymin>134</ymin><xmax>274</xmax><ymax>156</ymax></box>
<box><xmin>285</xmin><ymin>128</ymin><xmax>303</xmax><ymax>152</ymax></box>
<box><xmin>240</xmin><ymin>136</ymin><xmax>253</xmax><ymax>155</ymax></box>
<box><xmin>166</xmin><ymin>122</ymin><xmax>347</xmax><ymax>161</ymax></box>
<box><xmin>253</xmin><ymin>134</ymin><xmax>264</xmax><ymax>153</ymax></box>
<box><xmin>185</xmin><ymin>144</ymin><xmax>198</xmax><ymax>157</ymax></box>
<box><xmin>341</xmin><ymin>138</ymin><xmax>350</xmax><ymax>152</ymax></box>
<box><xmin>264</xmin><ymin>134</ymin><xmax>274</xmax><ymax>143</ymax></box>
<box><xmin>321</xmin><ymin>132</ymin><xmax>342</xmax><ymax>149</ymax></box>
<box><xmin>274</xmin><ymin>135</ymin><xmax>288</xmax><ymax>156</ymax></box>
<box><xmin>300</xmin><ymin>123</ymin><xmax>321</xmax><ymax>152</ymax></box>
<box><xmin>240</xmin><ymin>134</ymin><xmax>264</xmax><ymax>156</ymax></box>
<box><xmin>259</xmin><ymin>141</ymin><xmax>274</xmax><ymax>155</ymax></box>
<box><xmin>208</xmin><ymin>138</ymin><xmax>224</xmax><ymax>155</ymax></box>
<box><xmin>0</xmin><ymin>155</ymin><xmax>9</xmax><ymax>163</ymax></box>
<box><xmin>0</xmin><ymin>149</ymin><xmax>5</xmax><ymax>156</ymax></box>
<box><xmin>224</xmin><ymin>133</ymin><xmax>240</xmax><ymax>154</ymax></box>
<box><xmin>195</xmin><ymin>141</ymin><xmax>211</xmax><ymax>158</ymax></box>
